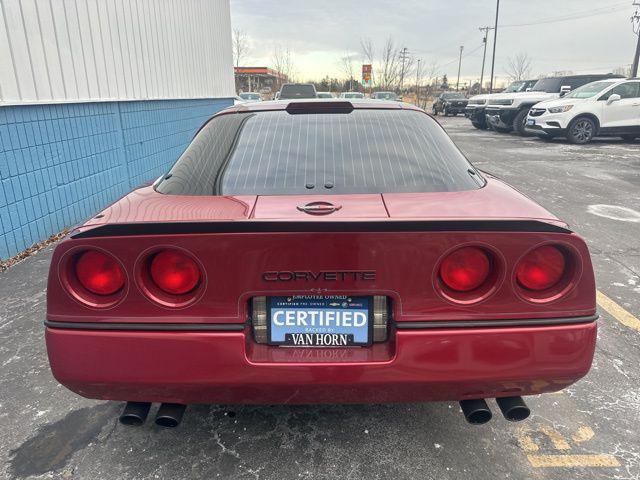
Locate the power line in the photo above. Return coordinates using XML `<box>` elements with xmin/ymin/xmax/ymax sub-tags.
<box><xmin>399</xmin><ymin>47</ymin><xmax>410</xmax><ymax>91</ymax></box>
<box><xmin>437</xmin><ymin>44</ymin><xmax>485</xmax><ymax>69</ymax></box>
<box><xmin>500</xmin><ymin>3</ymin><xmax>628</xmax><ymax>28</ymax></box>
<box><xmin>478</xmin><ymin>26</ymin><xmax>494</xmax><ymax>92</ymax></box>
<box><xmin>632</xmin><ymin>1</ymin><xmax>640</xmax><ymax>77</ymax></box>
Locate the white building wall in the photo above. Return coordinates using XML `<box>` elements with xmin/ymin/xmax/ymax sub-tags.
<box><xmin>0</xmin><ymin>0</ymin><xmax>235</xmax><ymax>105</ymax></box>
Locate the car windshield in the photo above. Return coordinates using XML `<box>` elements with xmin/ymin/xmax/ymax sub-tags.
<box><xmin>240</xmin><ymin>93</ymin><xmax>260</xmax><ymax>100</ymax></box>
<box><xmin>531</xmin><ymin>78</ymin><xmax>562</xmax><ymax>93</ymax></box>
<box><xmin>442</xmin><ymin>93</ymin><xmax>465</xmax><ymax>99</ymax></box>
<box><xmin>280</xmin><ymin>85</ymin><xmax>317</xmax><ymax>99</ymax></box>
<box><xmin>376</xmin><ymin>92</ymin><xmax>397</xmax><ymax>100</ymax></box>
<box><xmin>565</xmin><ymin>81</ymin><xmax>615</xmax><ymax>99</ymax></box>
<box><xmin>504</xmin><ymin>81</ymin><xmax>526</xmax><ymax>93</ymax></box>
<box><xmin>156</xmin><ymin>109</ymin><xmax>482</xmax><ymax>196</ymax></box>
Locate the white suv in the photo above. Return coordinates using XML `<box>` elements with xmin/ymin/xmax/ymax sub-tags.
<box><xmin>525</xmin><ymin>78</ymin><xmax>640</xmax><ymax>144</ymax></box>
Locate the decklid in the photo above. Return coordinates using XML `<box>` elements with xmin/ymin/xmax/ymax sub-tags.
<box><xmin>73</xmin><ymin>176</ymin><xmax>568</xmax><ymax>237</ymax></box>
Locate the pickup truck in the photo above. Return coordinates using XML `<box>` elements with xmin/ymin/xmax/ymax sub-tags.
<box><xmin>465</xmin><ymin>80</ymin><xmax>537</xmax><ymax>129</ymax></box>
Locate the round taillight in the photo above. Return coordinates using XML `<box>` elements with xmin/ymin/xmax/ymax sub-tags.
<box><xmin>516</xmin><ymin>245</ymin><xmax>566</xmax><ymax>291</ymax></box>
<box><xmin>75</xmin><ymin>250</ymin><xmax>125</xmax><ymax>295</ymax></box>
<box><xmin>440</xmin><ymin>247</ymin><xmax>491</xmax><ymax>292</ymax></box>
<box><xmin>150</xmin><ymin>250</ymin><xmax>201</xmax><ymax>295</ymax></box>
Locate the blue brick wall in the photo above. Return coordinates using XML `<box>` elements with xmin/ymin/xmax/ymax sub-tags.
<box><xmin>0</xmin><ymin>98</ymin><xmax>232</xmax><ymax>260</ymax></box>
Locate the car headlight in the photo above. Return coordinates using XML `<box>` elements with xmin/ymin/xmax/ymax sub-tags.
<box><xmin>547</xmin><ymin>105</ymin><xmax>573</xmax><ymax>113</ymax></box>
<box><xmin>489</xmin><ymin>99</ymin><xmax>514</xmax><ymax>106</ymax></box>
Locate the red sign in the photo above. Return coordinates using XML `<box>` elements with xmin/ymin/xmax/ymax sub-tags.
<box><xmin>362</xmin><ymin>64</ymin><xmax>372</xmax><ymax>86</ymax></box>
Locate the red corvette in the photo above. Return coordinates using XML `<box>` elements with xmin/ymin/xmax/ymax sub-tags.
<box><xmin>45</xmin><ymin>100</ymin><xmax>597</xmax><ymax>427</ymax></box>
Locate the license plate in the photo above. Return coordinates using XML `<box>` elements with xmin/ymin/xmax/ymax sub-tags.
<box><xmin>526</xmin><ymin>119</ymin><xmax>536</xmax><ymax>126</ymax></box>
<box><xmin>268</xmin><ymin>295</ymin><xmax>372</xmax><ymax>347</ymax></box>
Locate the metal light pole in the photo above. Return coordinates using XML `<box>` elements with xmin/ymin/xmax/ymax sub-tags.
<box><xmin>416</xmin><ymin>58</ymin><xmax>422</xmax><ymax>105</ymax></box>
<box><xmin>632</xmin><ymin>2</ymin><xmax>640</xmax><ymax>77</ymax></box>
<box><xmin>489</xmin><ymin>0</ymin><xmax>500</xmax><ymax>93</ymax></box>
<box><xmin>456</xmin><ymin>46</ymin><xmax>464</xmax><ymax>91</ymax></box>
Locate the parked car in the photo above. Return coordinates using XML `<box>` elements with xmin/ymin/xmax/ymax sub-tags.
<box><xmin>526</xmin><ymin>78</ymin><xmax>640</xmax><ymax>144</ymax></box>
<box><xmin>45</xmin><ymin>99</ymin><xmax>597</xmax><ymax>428</ymax></box>
<box><xmin>238</xmin><ymin>92</ymin><xmax>262</xmax><ymax>102</ymax></box>
<box><xmin>339</xmin><ymin>91</ymin><xmax>365</xmax><ymax>99</ymax></box>
<box><xmin>432</xmin><ymin>92</ymin><xmax>468</xmax><ymax>116</ymax></box>
<box><xmin>371</xmin><ymin>91</ymin><xmax>398</xmax><ymax>100</ymax></box>
<box><xmin>465</xmin><ymin>80</ymin><xmax>537</xmax><ymax>129</ymax></box>
<box><xmin>485</xmin><ymin>73</ymin><xmax>624</xmax><ymax>135</ymax></box>
<box><xmin>279</xmin><ymin>83</ymin><xmax>317</xmax><ymax>99</ymax></box>
<box><xmin>316</xmin><ymin>92</ymin><xmax>334</xmax><ymax>99</ymax></box>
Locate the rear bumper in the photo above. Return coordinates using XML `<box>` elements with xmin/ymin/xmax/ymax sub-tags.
<box><xmin>45</xmin><ymin>319</ymin><xmax>597</xmax><ymax>404</ymax></box>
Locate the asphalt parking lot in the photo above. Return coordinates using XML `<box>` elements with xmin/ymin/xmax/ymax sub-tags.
<box><xmin>1</xmin><ymin>115</ymin><xmax>639</xmax><ymax>480</ymax></box>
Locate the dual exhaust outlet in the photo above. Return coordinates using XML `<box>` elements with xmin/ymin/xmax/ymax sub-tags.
<box><xmin>119</xmin><ymin>396</ymin><xmax>529</xmax><ymax>427</ymax></box>
<box><xmin>119</xmin><ymin>402</ymin><xmax>186</xmax><ymax>428</ymax></box>
<box><xmin>459</xmin><ymin>396</ymin><xmax>530</xmax><ymax>424</ymax></box>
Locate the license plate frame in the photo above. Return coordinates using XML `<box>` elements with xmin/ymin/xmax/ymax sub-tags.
<box><xmin>267</xmin><ymin>295</ymin><xmax>374</xmax><ymax>347</ymax></box>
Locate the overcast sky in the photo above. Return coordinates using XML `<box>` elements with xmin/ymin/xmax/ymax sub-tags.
<box><xmin>230</xmin><ymin>0</ymin><xmax>636</xmax><ymax>86</ymax></box>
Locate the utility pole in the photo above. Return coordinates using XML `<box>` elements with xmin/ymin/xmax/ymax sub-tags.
<box><xmin>632</xmin><ymin>1</ymin><xmax>640</xmax><ymax>77</ymax></box>
<box><xmin>456</xmin><ymin>46</ymin><xmax>464</xmax><ymax>91</ymax></box>
<box><xmin>416</xmin><ymin>58</ymin><xmax>422</xmax><ymax>105</ymax></box>
<box><xmin>399</xmin><ymin>47</ymin><xmax>410</xmax><ymax>92</ymax></box>
<box><xmin>479</xmin><ymin>26</ymin><xmax>494</xmax><ymax>93</ymax></box>
<box><xmin>489</xmin><ymin>0</ymin><xmax>500</xmax><ymax>93</ymax></box>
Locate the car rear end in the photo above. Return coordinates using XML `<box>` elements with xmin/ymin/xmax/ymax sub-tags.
<box><xmin>45</xmin><ymin>101</ymin><xmax>597</xmax><ymax>410</ymax></box>
<box><xmin>47</xmin><ymin>222</ymin><xmax>596</xmax><ymax>405</ymax></box>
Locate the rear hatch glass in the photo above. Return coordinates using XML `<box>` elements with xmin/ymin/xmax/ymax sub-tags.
<box><xmin>156</xmin><ymin>109</ymin><xmax>483</xmax><ymax>196</ymax></box>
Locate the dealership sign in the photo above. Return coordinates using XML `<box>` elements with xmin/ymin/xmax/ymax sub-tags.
<box><xmin>362</xmin><ymin>64</ymin><xmax>372</xmax><ymax>87</ymax></box>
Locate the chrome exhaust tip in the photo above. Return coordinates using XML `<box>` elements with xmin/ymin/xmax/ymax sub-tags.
<box><xmin>154</xmin><ymin>403</ymin><xmax>186</xmax><ymax>428</ymax></box>
<box><xmin>459</xmin><ymin>399</ymin><xmax>492</xmax><ymax>425</ymax></box>
<box><xmin>496</xmin><ymin>396</ymin><xmax>530</xmax><ymax>422</ymax></box>
<box><xmin>119</xmin><ymin>402</ymin><xmax>151</xmax><ymax>426</ymax></box>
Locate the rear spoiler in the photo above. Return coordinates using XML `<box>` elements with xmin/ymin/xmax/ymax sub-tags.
<box><xmin>71</xmin><ymin>220</ymin><xmax>572</xmax><ymax>239</ymax></box>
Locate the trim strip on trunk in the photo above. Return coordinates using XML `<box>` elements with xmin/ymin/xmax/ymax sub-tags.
<box><xmin>394</xmin><ymin>315</ymin><xmax>598</xmax><ymax>330</ymax></box>
<box><xmin>45</xmin><ymin>315</ymin><xmax>596</xmax><ymax>332</ymax></box>
<box><xmin>44</xmin><ymin>321</ymin><xmax>246</xmax><ymax>331</ymax></box>
<box><xmin>72</xmin><ymin>220</ymin><xmax>571</xmax><ymax>239</ymax></box>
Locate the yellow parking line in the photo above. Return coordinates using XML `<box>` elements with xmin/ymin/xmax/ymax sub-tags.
<box><xmin>597</xmin><ymin>291</ymin><xmax>640</xmax><ymax>332</ymax></box>
<box><xmin>538</xmin><ymin>425</ymin><xmax>571</xmax><ymax>450</ymax></box>
<box><xmin>572</xmin><ymin>426</ymin><xmax>595</xmax><ymax>444</ymax></box>
<box><xmin>528</xmin><ymin>454</ymin><xmax>620</xmax><ymax>468</ymax></box>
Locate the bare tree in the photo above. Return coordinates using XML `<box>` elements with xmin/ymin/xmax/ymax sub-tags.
<box><xmin>506</xmin><ymin>53</ymin><xmax>533</xmax><ymax>81</ymax></box>
<box><xmin>272</xmin><ymin>44</ymin><xmax>295</xmax><ymax>86</ymax></box>
<box><xmin>232</xmin><ymin>29</ymin><xmax>249</xmax><ymax>68</ymax></box>
<box><xmin>379</xmin><ymin>37</ymin><xmax>401</xmax><ymax>90</ymax></box>
<box><xmin>339</xmin><ymin>53</ymin><xmax>357</xmax><ymax>89</ymax></box>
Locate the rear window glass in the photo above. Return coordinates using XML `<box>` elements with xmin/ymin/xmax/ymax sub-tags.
<box><xmin>531</xmin><ymin>78</ymin><xmax>562</xmax><ymax>93</ymax></box>
<box><xmin>280</xmin><ymin>85</ymin><xmax>317</xmax><ymax>99</ymax></box>
<box><xmin>156</xmin><ymin>109</ymin><xmax>483</xmax><ymax>196</ymax></box>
